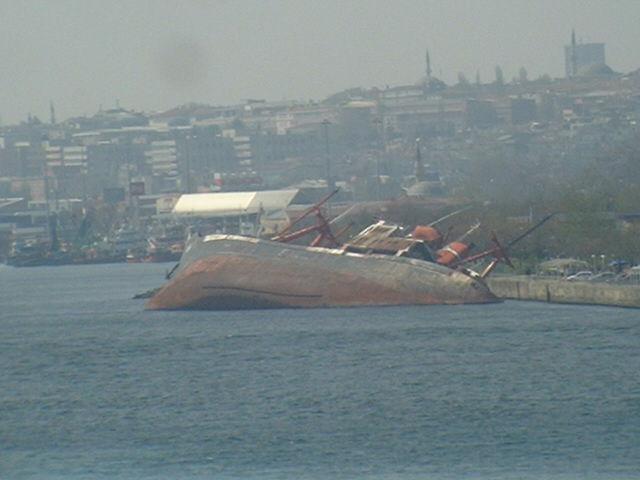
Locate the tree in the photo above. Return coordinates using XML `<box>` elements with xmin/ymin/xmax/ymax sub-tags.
<box><xmin>535</xmin><ymin>73</ymin><xmax>552</xmax><ymax>84</ymax></box>
<box><xmin>494</xmin><ymin>66</ymin><xmax>504</xmax><ymax>86</ymax></box>
<box><xmin>518</xmin><ymin>66</ymin><xmax>528</xmax><ymax>83</ymax></box>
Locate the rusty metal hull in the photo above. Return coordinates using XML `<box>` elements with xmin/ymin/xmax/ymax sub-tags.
<box><xmin>146</xmin><ymin>235</ymin><xmax>499</xmax><ymax>310</ymax></box>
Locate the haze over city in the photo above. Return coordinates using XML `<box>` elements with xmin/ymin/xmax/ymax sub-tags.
<box><xmin>1</xmin><ymin>0</ymin><xmax>639</xmax><ymax>123</ymax></box>
<box><xmin>4</xmin><ymin>1</ymin><xmax>640</xmax><ymax>478</ymax></box>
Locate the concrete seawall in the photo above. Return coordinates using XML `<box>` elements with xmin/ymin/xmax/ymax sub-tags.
<box><xmin>486</xmin><ymin>275</ymin><xmax>640</xmax><ymax>308</ymax></box>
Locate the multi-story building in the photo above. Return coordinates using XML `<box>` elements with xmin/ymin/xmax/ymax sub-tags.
<box><xmin>250</xmin><ymin>131</ymin><xmax>322</xmax><ymax>168</ymax></box>
<box><xmin>174</xmin><ymin>128</ymin><xmax>237</xmax><ymax>192</ymax></box>
<box><xmin>2</xmin><ymin>141</ymin><xmax>46</xmax><ymax>178</ymax></box>
<box><xmin>145</xmin><ymin>139</ymin><xmax>179</xmax><ymax>193</ymax></box>
<box><xmin>85</xmin><ymin>141</ymin><xmax>147</xmax><ymax>196</ymax></box>
<box><xmin>374</xmin><ymin>85</ymin><xmax>466</xmax><ymax>138</ymax></box>
<box><xmin>42</xmin><ymin>144</ymin><xmax>87</xmax><ymax>198</ymax></box>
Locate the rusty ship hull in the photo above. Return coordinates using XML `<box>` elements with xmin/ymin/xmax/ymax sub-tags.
<box><xmin>146</xmin><ymin>234</ymin><xmax>499</xmax><ymax>310</ymax></box>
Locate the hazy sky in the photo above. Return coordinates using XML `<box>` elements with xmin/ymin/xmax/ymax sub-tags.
<box><xmin>1</xmin><ymin>0</ymin><xmax>638</xmax><ymax>124</ymax></box>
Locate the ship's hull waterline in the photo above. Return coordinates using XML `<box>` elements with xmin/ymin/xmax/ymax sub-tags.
<box><xmin>146</xmin><ymin>235</ymin><xmax>499</xmax><ymax>310</ymax></box>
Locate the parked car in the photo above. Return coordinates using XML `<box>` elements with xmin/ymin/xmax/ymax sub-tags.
<box><xmin>566</xmin><ymin>271</ymin><xmax>593</xmax><ymax>281</ymax></box>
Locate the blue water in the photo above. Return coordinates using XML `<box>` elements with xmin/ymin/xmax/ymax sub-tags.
<box><xmin>1</xmin><ymin>263</ymin><xmax>639</xmax><ymax>479</ymax></box>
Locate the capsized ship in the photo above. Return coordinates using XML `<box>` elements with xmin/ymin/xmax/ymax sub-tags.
<box><xmin>146</xmin><ymin>231</ymin><xmax>497</xmax><ymax>310</ymax></box>
<box><xmin>145</xmin><ymin>190</ymin><xmax>555</xmax><ymax>311</ymax></box>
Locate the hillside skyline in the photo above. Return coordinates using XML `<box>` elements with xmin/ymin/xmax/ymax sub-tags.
<box><xmin>1</xmin><ymin>0</ymin><xmax>639</xmax><ymax>124</ymax></box>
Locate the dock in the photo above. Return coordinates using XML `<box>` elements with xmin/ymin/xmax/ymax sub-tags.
<box><xmin>487</xmin><ymin>275</ymin><xmax>640</xmax><ymax>309</ymax></box>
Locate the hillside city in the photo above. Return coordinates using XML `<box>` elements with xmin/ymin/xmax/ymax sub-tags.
<box><xmin>2</xmin><ymin>34</ymin><xmax>640</xmax><ymax>272</ymax></box>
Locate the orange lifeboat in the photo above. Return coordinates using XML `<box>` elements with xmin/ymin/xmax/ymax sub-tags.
<box><xmin>411</xmin><ymin>225</ymin><xmax>443</xmax><ymax>248</ymax></box>
<box><xmin>436</xmin><ymin>241</ymin><xmax>471</xmax><ymax>266</ymax></box>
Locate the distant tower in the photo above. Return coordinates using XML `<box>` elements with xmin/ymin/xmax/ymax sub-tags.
<box><xmin>49</xmin><ymin>101</ymin><xmax>56</xmax><ymax>125</ymax></box>
<box><xmin>571</xmin><ymin>29</ymin><xmax>577</xmax><ymax>77</ymax></box>
<box><xmin>425</xmin><ymin>49</ymin><xmax>432</xmax><ymax>83</ymax></box>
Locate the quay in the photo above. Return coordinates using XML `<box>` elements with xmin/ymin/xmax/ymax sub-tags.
<box><xmin>487</xmin><ymin>275</ymin><xmax>640</xmax><ymax>309</ymax></box>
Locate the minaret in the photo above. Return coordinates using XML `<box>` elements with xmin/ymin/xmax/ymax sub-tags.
<box><xmin>425</xmin><ymin>49</ymin><xmax>432</xmax><ymax>83</ymax></box>
<box><xmin>571</xmin><ymin>29</ymin><xmax>577</xmax><ymax>77</ymax></box>
<box><xmin>49</xmin><ymin>101</ymin><xmax>56</xmax><ymax>125</ymax></box>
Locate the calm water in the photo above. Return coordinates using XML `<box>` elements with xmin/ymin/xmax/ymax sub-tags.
<box><xmin>1</xmin><ymin>263</ymin><xmax>639</xmax><ymax>479</ymax></box>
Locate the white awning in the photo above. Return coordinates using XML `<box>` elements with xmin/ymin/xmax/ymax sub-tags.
<box><xmin>172</xmin><ymin>189</ymin><xmax>299</xmax><ymax>218</ymax></box>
